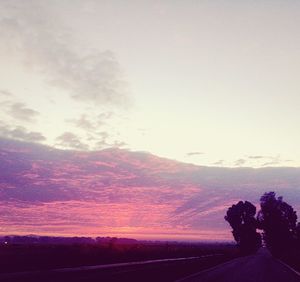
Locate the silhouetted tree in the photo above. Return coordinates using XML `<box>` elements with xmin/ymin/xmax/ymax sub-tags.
<box><xmin>225</xmin><ymin>201</ymin><xmax>261</xmax><ymax>254</ymax></box>
<box><xmin>295</xmin><ymin>223</ymin><xmax>300</xmax><ymax>249</ymax></box>
<box><xmin>296</xmin><ymin>223</ymin><xmax>300</xmax><ymax>238</ymax></box>
<box><xmin>257</xmin><ymin>192</ymin><xmax>297</xmax><ymax>257</ymax></box>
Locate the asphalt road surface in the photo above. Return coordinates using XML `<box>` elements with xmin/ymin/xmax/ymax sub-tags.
<box><xmin>2</xmin><ymin>248</ymin><xmax>299</xmax><ymax>282</ymax></box>
<box><xmin>178</xmin><ymin>248</ymin><xmax>300</xmax><ymax>282</ymax></box>
<box><xmin>0</xmin><ymin>254</ymin><xmax>227</xmax><ymax>282</ymax></box>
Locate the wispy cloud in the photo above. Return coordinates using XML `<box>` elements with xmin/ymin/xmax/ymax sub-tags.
<box><xmin>247</xmin><ymin>155</ymin><xmax>266</xmax><ymax>159</ymax></box>
<box><xmin>246</xmin><ymin>155</ymin><xmax>294</xmax><ymax>167</ymax></box>
<box><xmin>212</xmin><ymin>160</ymin><xmax>224</xmax><ymax>166</ymax></box>
<box><xmin>261</xmin><ymin>161</ymin><xmax>279</xmax><ymax>167</ymax></box>
<box><xmin>67</xmin><ymin>112</ymin><xmax>113</xmax><ymax>132</ymax></box>
<box><xmin>56</xmin><ymin>132</ymin><xmax>89</xmax><ymax>150</ymax></box>
<box><xmin>0</xmin><ymin>123</ymin><xmax>45</xmax><ymax>142</ymax></box>
<box><xmin>0</xmin><ymin>89</ymin><xmax>13</xmax><ymax>97</ymax></box>
<box><xmin>0</xmin><ymin>1</ymin><xmax>129</xmax><ymax>106</ymax></box>
<box><xmin>112</xmin><ymin>140</ymin><xmax>127</xmax><ymax>148</ymax></box>
<box><xmin>9</xmin><ymin>102</ymin><xmax>39</xmax><ymax>122</ymax></box>
<box><xmin>186</xmin><ymin>151</ymin><xmax>204</xmax><ymax>157</ymax></box>
<box><xmin>0</xmin><ymin>98</ymin><xmax>39</xmax><ymax>123</ymax></box>
<box><xmin>67</xmin><ymin>115</ymin><xmax>96</xmax><ymax>132</ymax></box>
<box><xmin>234</xmin><ymin>158</ymin><xmax>246</xmax><ymax>166</ymax></box>
<box><xmin>1</xmin><ymin>139</ymin><xmax>300</xmax><ymax>239</ymax></box>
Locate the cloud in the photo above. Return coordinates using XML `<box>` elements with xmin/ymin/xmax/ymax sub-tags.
<box><xmin>56</xmin><ymin>132</ymin><xmax>89</xmax><ymax>150</ymax></box>
<box><xmin>92</xmin><ymin>132</ymin><xmax>127</xmax><ymax>150</ymax></box>
<box><xmin>0</xmin><ymin>123</ymin><xmax>46</xmax><ymax>142</ymax></box>
<box><xmin>0</xmin><ymin>1</ymin><xmax>129</xmax><ymax>106</ymax></box>
<box><xmin>261</xmin><ymin>161</ymin><xmax>279</xmax><ymax>167</ymax></box>
<box><xmin>63</xmin><ymin>113</ymin><xmax>126</xmax><ymax>150</ymax></box>
<box><xmin>97</xmin><ymin>112</ymin><xmax>114</xmax><ymax>122</ymax></box>
<box><xmin>0</xmin><ymin>89</ymin><xmax>13</xmax><ymax>97</ymax></box>
<box><xmin>246</xmin><ymin>155</ymin><xmax>293</xmax><ymax>167</ymax></box>
<box><xmin>67</xmin><ymin>112</ymin><xmax>113</xmax><ymax>132</ymax></box>
<box><xmin>186</xmin><ymin>151</ymin><xmax>204</xmax><ymax>157</ymax></box>
<box><xmin>9</xmin><ymin>102</ymin><xmax>39</xmax><ymax>122</ymax></box>
<box><xmin>212</xmin><ymin>160</ymin><xmax>224</xmax><ymax>166</ymax></box>
<box><xmin>234</xmin><ymin>158</ymin><xmax>246</xmax><ymax>166</ymax></box>
<box><xmin>259</xmin><ymin>156</ymin><xmax>293</xmax><ymax>167</ymax></box>
<box><xmin>247</xmin><ymin>155</ymin><xmax>266</xmax><ymax>159</ymax></box>
<box><xmin>1</xmin><ymin>140</ymin><xmax>300</xmax><ymax>240</ymax></box>
<box><xmin>92</xmin><ymin>131</ymin><xmax>109</xmax><ymax>148</ymax></box>
<box><xmin>67</xmin><ymin>115</ymin><xmax>96</xmax><ymax>131</ymax></box>
<box><xmin>65</xmin><ymin>113</ymin><xmax>122</xmax><ymax>150</ymax></box>
<box><xmin>0</xmin><ymin>99</ymin><xmax>39</xmax><ymax>123</ymax></box>
<box><xmin>112</xmin><ymin>140</ymin><xmax>127</xmax><ymax>148</ymax></box>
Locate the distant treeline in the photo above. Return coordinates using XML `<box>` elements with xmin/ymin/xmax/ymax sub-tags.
<box><xmin>0</xmin><ymin>235</ymin><xmax>227</xmax><ymax>246</ymax></box>
<box><xmin>0</xmin><ymin>235</ymin><xmax>138</xmax><ymax>245</ymax></box>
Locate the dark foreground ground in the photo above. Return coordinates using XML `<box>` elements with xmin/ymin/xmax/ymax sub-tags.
<box><xmin>2</xmin><ymin>247</ymin><xmax>300</xmax><ymax>282</ymax></box>
<box><xmin>178</xmin><ymin>247</ymin><xmax>300</xmax><ymax>282</ymax></box>
<box><xmin>0</xmin><ymin>255</ymin><xmax>234</xmax><ymax>282</ymax></box>
<box><xmin>1</xmin><ymin>243</ymin><xmax>300</xmax><ymax>282</ymax></box>
<box><xmin>0</xmin><ymin>241</ymin><xmax>238</xmax><ymax>282</ymax></box>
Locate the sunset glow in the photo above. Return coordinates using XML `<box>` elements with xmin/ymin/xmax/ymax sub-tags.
<box><xmin>1</xmin><ymin>139</ymin><xmax>300</xmax><ymax>240</ymax></box>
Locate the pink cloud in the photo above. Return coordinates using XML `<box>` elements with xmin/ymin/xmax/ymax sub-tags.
<box><xmin>1</xmin><ymin>139</ymin><xmax>300</xmax><ymax>241</ymax></box>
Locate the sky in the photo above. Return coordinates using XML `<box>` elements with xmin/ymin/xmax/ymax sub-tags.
<box><xmin>1</xmin><ymin>139</ymin><xmax>300</xmax><ymax>240</ymax></box>
<box><xmin>0</xmin><ymin>0</ymin><xmax>300</xmax><ymax>168</ymax></box>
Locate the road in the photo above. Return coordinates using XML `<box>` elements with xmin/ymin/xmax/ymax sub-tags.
<box><xmin>0</xmin><ymin>254</ymin><xmax>227</xmax><ymax>282</ymax></box>
<box><xmin>178</xmin><ymin>248</ymin><xmax>300</xmax><ymax>282</ymax></box>
<box><xmin>2</xmin><ymin>248</ymin><xmax>299</xmax><ymax>282</ymax></box>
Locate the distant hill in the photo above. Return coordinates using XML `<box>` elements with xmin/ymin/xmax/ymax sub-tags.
<box><xmin>1</xmin><ymin>138</ymin><xmax>300</xmax><ymax>240</ymax></box>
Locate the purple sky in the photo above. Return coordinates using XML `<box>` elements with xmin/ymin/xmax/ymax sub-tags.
<box><xmin>1</xmin><ymin>139</ymin><xmax>300</xmax><ymax>240</ymax></box>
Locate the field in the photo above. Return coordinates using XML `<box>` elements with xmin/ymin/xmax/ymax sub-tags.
<box><xmin>0</xmin><ymin>237</ymin><xmax>239</xmax><ymax>281</ymax></box>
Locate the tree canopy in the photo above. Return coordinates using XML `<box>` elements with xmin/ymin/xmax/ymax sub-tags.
<box><xmin>225</xmin><ymin>201</ymin><xmax>261</xmax><ymax>254</ymax></box>
<box><xmin>225</xmin><ymin>191</ymin><xmax>299</xmax><ymax>258</ymax></box>
<box><xmin>257</xmin><ymin>192</ymin><xmax>297</xmax><ymax>256</ymax></box>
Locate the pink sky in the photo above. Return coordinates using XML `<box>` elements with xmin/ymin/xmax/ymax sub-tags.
<box><xmin>1</xmin><ymin>139</ymin><xmax>300</xmax><ymax>241</ymax></box>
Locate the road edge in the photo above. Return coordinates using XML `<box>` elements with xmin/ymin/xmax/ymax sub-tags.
<box><xmin>174</xmin><ymin>255</ymin><xmax>245</xmax><ymax>282</ymax></box>
<box><xmin>276</xmin><ymin>259</ymin><xmax>300</xmax><ymax>278</ymax></box>
<box><xmin>0</xmin><ymin>254</ymin><xmax>224</xmax><ymax>279</ymax></box>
